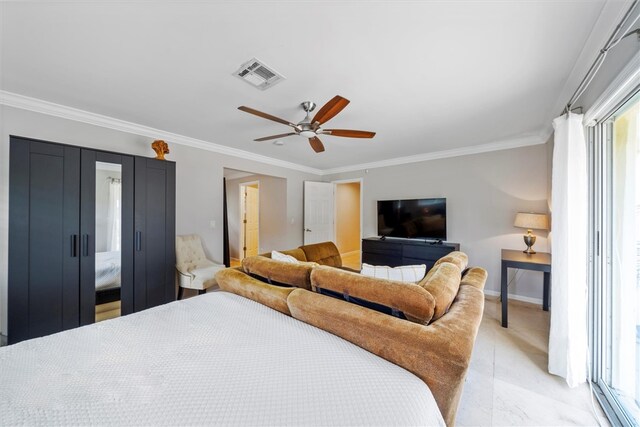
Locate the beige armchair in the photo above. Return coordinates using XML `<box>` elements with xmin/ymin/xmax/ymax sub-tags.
<box><xmin>176</xmin><ymin>234</ymin><xmax>225</xmax><ymax>299</ymax></box>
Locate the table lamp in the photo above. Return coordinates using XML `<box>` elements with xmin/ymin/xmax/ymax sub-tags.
<box><xmin>514</xmin><ymin>212</ymin><xmax>549</xmax><ymax>254</ymax></box>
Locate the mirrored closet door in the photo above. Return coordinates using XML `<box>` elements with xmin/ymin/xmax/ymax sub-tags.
<box><xmin>94</xmin><ymin>162</ymin><xmax>123</xmax><ymax>322</ymax></box>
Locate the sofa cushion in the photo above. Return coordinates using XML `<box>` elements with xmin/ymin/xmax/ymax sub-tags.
<box><xmin>310</xmin><ymin>266</ymin><xmax>436</xmax><ymax>324</ymax></box>
<box><xmin>360</xmin><ymin>263</ymin><xmax>426</xmax><ymax>283</ymax></box>
<box><xmin>417</xmin><ymin>261</ymin><xmax>462</xmax><ymax>321</ymax></box>
<box><xmin>242</xmin><ymin>256</ymin><xmax>314</xmax><ymax>290</ymax></box>
<box><xmin>433</xmin><ymin>251</ymin><xmax>468</xmax><ymax>272</ymax></box>
<box><xmin>300</xmin><ymin>241</ymin><xmax>342</xmax><ymax>267</ymax></box>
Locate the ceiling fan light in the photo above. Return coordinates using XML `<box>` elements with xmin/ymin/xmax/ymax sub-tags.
<box><xmin>300</xmin><ymin>130</ymin><xmax>316</xmax><ymax>138</ymax></box>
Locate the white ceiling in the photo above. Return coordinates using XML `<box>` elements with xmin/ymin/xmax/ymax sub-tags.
<box><xmin>0</xmin><ymin>1</ymin><xmax>630</xmax><ymax>170</ymax></box>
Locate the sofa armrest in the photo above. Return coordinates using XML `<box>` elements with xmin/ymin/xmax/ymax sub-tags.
<box><xmin>460</xmin><ymin>266</ymin><xmax>488</xmax><ymax>290</ymax></box>
<box><xmin>287</xmin><ymin>271</ymin><xmax>486</xmax><ymax>427</ymax></box>
<box><xmin>215</xmin><ymin>268</ymin><xmax>295</xmax><ymax>315</ymax></box>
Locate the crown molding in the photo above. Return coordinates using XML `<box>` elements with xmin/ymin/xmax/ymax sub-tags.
<box><xmin>1</xmin><ymin>90</ymin><xmax>548</xmax><ymax>176</ymax></box>
<box><xmin>320</xmin><ymin>133</ymin><xmax>548</xmax><ymax>176</ymax></box>
<box><xmin>0</xmin><ymin>90</ymin><xmax>324</xmax><ymax>175</ymax></box>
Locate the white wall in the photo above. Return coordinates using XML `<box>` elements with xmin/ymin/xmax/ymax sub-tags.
<box><xmin>225</xmin><ymin>173</ymin><xmax>288</xmax><ymax>259</ymax></box>
<box><xmin>0</xmin><ymin>105</ymin><xmax>321</xmax><ymax>336</ymax></box>
<box><xmin>324</xmin><ymin>143</ymin><xmax>551</xmax><ymax>301</ymax></box>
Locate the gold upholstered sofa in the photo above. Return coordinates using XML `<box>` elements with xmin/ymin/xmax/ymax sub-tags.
<box><xmin>241</xmin><ymin>241</ymin><xmax>346</xmax><ymax>290</ymax></box>
<box><xmin>216</xmin><ymin>245</ymin><xmax>486</xmax><ymax>426</ymax></box>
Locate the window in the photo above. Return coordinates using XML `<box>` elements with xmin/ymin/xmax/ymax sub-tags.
<box><xmin>591</xmin><ymin>89</ymin><xmax>640</xmax><ymax>426</ymax></box>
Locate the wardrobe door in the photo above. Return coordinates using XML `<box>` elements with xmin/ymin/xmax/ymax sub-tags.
<box><xmin>8</xmin><ymin>137</ymin><xmax>80</xmax><ymax>344</ymax></box>
<box><xmin>80</xmin><ymin>150</ymin><xmax>134</xmax><ymax>326</ymax></box>
<box><xmin>134</xmin><ymin>157</ymin><xmax>176</xmax><ymax>311</ymax></box>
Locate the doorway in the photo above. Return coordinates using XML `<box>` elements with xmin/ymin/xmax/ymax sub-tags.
<box><xmin>239</xmin><ymin>181</ymin><xmax>259</xmax><ymax>260</ymax></box>
<box><xmin>334</xmin><ymin>179</ymin><xmax>362</xmax><ymax>270</ymax></box>
<box><xmin>302</xmin><ymin>179</ymin><xmax>363</xmax><ymax>270</ymax></box>
<box><xmin>224</xmin><ymin>168</ymin><xmax>288</xmax><ymax>267</ymax></box>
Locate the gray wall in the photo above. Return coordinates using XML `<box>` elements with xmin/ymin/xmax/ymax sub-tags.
<box><xmin>0</xmin><ymin>105</ymin><xmax>320</xmax><ymax>335</ymax></box>
<box><xmin>324</xmin><ymin>143</ymin><xmax>551</xmax><ymax>301</ymax></box>
<box><xmin>225</xmin><ymin>173</ymin><xmax>288</xmax><ymax>259</ymax></box>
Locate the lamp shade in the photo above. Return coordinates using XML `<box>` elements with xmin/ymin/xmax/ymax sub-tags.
<box><xmin>514</xmin><ymin>212</ymin><xmax>549</xmax><ymax>230</ymax></box>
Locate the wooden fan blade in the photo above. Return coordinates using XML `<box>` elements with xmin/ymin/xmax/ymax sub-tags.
<box><xmin>322</xmin><ymin>129</ymin><xmax>376</xmax><ymax>138</ymax></box>
<box><xmin>308</xmin><ymin>136</ymin><xmax>325</xmax><ymax>153</ymax></box>
<box><xmin>312</xmin><ymin>95</ymin><xmax>350</xmax><ymax>125</ymax></box>
<box><xmin>238</xmin><ymin>106</ymin><xmax>296</xmax><ymax>128</ymax></box>
<box><xmin>254</xmin><ymin>133</ymin><xmax>297</xmax><ymax>142</ymax></box>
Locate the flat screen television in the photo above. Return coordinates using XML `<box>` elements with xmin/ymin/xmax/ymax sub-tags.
<box><xmin>377</xmin><ymin>198</ymin><xmax>447</xmax><ymax>240</ymax></box>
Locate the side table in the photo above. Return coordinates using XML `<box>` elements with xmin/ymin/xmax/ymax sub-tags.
<box><xmin>501</xmin><ymin>249</ymin><xmax>551</xmax><ymax>328</ymax></box>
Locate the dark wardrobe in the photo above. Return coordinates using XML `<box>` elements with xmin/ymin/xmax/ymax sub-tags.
<box><xmin>8</xmin><ymin>136</ymin><xmax>176</xmax><ymax>344</ymax></box>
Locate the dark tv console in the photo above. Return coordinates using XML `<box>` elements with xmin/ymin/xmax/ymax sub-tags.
<box><xmin>362</xmin><ymin>237</ymin><xmax>460</xmax><ymax>269</ymax></box>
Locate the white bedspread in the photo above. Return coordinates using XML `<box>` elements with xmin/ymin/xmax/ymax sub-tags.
<box><xmin>0</xmin><ymin>292</ymin><xmax>445</xmax><ymax>426</ymax></box>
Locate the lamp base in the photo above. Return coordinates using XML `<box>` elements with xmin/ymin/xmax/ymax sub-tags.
<box><xmin>523</xmin><ymin>232</ymin><xmax>536</xmax><ymax>254</ymax></box>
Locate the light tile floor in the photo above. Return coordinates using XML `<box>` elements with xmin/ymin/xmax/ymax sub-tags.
<box><xmin>458</xmin><ymin>298</ymin><xmax>608</xmax><ymax>426</ymax></box>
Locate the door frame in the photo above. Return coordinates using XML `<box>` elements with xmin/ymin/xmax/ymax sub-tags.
<box><xmin>331</xmin><ymin>178</ymin><xmax>364</xmax><ymax>254</ymax></box>
<box><xmin>238</xmin><ymin>180</ymin><xmax>260</xmax><ymax>260</ymax></box>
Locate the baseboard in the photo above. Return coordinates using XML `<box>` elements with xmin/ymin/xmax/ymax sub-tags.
<box><xmin>484</xmin><ymin>289</ymin><xmax>543</xmax><ymax>306</ymax></box>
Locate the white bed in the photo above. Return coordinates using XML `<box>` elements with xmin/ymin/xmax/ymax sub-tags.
<box><xmin>0</xmin><ymin>292</ymin><xmax>445</xmax><ymax>426</ymax></box>
<box><xmin>95</xmin><ymin>251</ymin><xmax>121</xmax><ymax>291</ymax></box>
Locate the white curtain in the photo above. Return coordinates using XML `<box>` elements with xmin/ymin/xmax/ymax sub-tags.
<box><xmin>106</xmin><ymin>179</ymin><xmax>121</xmax><ymax>252</ymax></box>
<box><xmin>549</xmin><ymin>112</ymin><xmax>588</xmax><ymax>387</ymax></box>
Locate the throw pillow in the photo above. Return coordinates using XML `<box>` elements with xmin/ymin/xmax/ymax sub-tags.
<box><xmin>360</xmin><ymin>263</ymin><xmax>427</xmax><ymax>283</ymax></box>
<box><xmin>271</xmin><ymin>250</ymin><xmax>300</xmax><ymax>264</ymax></box>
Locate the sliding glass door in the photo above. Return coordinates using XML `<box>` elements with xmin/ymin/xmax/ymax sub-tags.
<box><xmin>591</xmin><ymin>89</ymin><xmax>640</xmax><ymax>426</ymax></box>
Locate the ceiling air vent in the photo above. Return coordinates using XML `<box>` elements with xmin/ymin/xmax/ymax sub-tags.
<box><xmin>233</xmin><ymin>58</ymin><xmax>285</xmax><ymax>90</ymax></box>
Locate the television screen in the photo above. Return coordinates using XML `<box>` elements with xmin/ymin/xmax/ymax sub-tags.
<box><xmin>377</xmin><ymin>198</ymin><xmax>446</xmax><ymax>240</ymax></box>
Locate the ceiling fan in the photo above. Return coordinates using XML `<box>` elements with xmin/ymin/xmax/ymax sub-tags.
<box><xmin>238</xmin><ymin>95</ymin><xmax>376</xmax><ymax>153</ymax></box>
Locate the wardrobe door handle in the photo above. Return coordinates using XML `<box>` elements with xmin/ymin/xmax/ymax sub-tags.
<box><xmin>82</xmin><ymin>234</ymin><xmax>89</xmax><ymax>257</ymax></box>
<box><xmin>70</xmin><ymin>234</ymin><xmax>78</xmax><ymax>257</ymax></box>
<box><xmin>135</xmin><ymin>231</ymin><xmax>142</xmax><ymax>251</ymax></box>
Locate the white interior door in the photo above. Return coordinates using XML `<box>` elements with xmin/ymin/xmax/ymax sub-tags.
<box><xmin>304</xmin><ymin>181</ymin><xmax>335</xmax><ymax>245</ymax></box>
